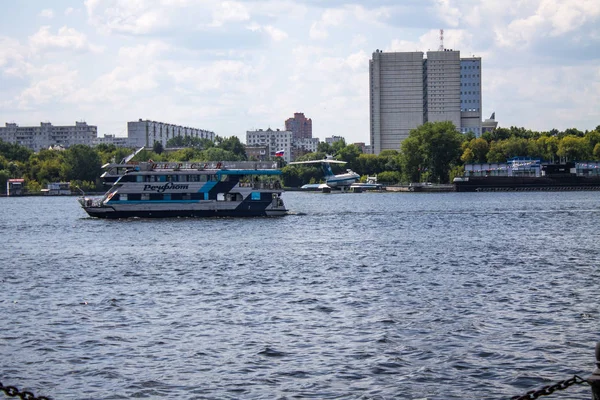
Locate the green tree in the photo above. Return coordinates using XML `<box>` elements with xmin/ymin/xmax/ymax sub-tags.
<box><xmin>469</xmin><ymin>138</ymin><xmax>489</xmax><ymax>163</ymax></box>
<box><xmin>400</xmin><ymin>121</ymin><xmax>464</xmax><ymax>183</ymax></box>
<box><xmin>593</xmin><ymin>143</ymin><xmax>600</xmax><ymax>160</ymax></box>
<box><xmin>376</xmin><ymin>171</ymin><xmax>401</xmax><ymax>184</ymax></box>
<box><xmin>557</xmin><ymin>136</ymin><xmax>589</xmax><ymax>161</ymax></box>
<box><xmin>0</xmin><ymin>169</ymin><xmax>9</xmax><ymax>193</ymax></box>
<box><xmin>199</xmin><ymin>147</ymin><xmax>240</xmax><ymax>161</ymax></box>
<box><xmin>461</xmin><ymin>148</ymin><xmax>475</xmax><ymax>164</ymax></box>
<box><xmin>317</xmin><ymin>142</ymin><xmax>333</xmax><ymax>155</ymax></box>
<box><xmin>61</xmin><ymin>145</ymin><xmax>102</xmax><ymax>182</ymax></box>
<box><xmin>218</xmin><ymin>136</ymin><xmax>247</xmax><ymax>159</ymax></box>
<box><xmin>331</xmin><ymin>138</ymin><xmax>347</xmax><ymax>155</ymax></box>
<box><xmin>337</xmin><ymin>144</ymin><xmax>361</xmax><ymax>171</ymax></box>
<box><xmin>0</xmin><ymin>139</ymin><xmax>32</xmax><ymax>162</ymax></box>
<box><xmin>153</xmin><ymin>141</ymin><xmax>164</xmax><ymax>155</ymax></box>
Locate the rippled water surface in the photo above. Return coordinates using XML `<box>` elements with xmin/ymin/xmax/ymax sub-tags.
<box><xmin>1</xmin><ymin>191</ymin><xmax>600</xmax><ymax>399</ymax></box>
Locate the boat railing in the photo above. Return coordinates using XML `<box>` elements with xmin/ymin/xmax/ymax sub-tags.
<box><xmin>136</xmin><ymin>161</ymin><xmax>279</xmax><ymax>171</ymax></box>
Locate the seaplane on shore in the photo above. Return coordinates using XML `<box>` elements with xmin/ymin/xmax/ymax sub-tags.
<box><xmin>288</xmin><ymin>158</ymin><xmax>360</xmax><ymax>190</ymax></box>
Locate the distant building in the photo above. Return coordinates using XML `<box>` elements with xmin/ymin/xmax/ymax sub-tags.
<box><xmin>127</xmin><ymin>119</ymin><xmax>215</xmax><ymax>148</ymax></box>
<box><xmin>459</xmin><ymin>57</ymin><xmax>483</xmax><ymax>136</ymax></box>
<box><xmin>0</xmin><ymin>121</ymin><xmax>97</xmax><ymax>151</ymax></box>
<box><xmin>6</xmin><ymin>179</ymin><xmax>24</xmax><ymax>196</ymax></box>
<box><xmin>353</xmin><ymin>142</ymin><xmax>367</xmax><ymax>153</ymax></box>
<box><xmin>293</xmin><ymin>137</ymin><xmax>320</xmax><ymax>159</ymax></box>
<box><xmin>325</xmin><ymin>136</ymin><xmax>344</xmax><ymax>145</ymax></box>
<box><xmin>285</xmin><ymin>113</ymin><xmax>312</xmax><ymax>140</ymax></box>
<box><xmin>245</xmin><ymin>145</ymin><xmax>269</xmax><ymax>161</ymax></box>
<box><xmin>369</xmin><ymin>49</ymin><xmax>483</xmax><ymax>154</ymax></box>
<box><xmin>246</xmin><ymin>128</ymin><xmax>292</xmax><ymax>163</ymax></box>
<box><xmin>41</xmin><ymin>182</ymin><xmax>71</xmax><ymax>195</ymax></box>
<box><xmin>481</xmin><ymin>112</ymin><xmax>498</xmax><ymax>134</ymax></box>
<box><xmin>93</xmin><ymin>134</ymin><xmax>133</xmax><ymax>148</ymax></box>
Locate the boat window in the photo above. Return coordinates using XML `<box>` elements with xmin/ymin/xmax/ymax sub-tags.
<box><xmin>171</xmin><ymin>193</ymin><xmax>183</xmax><ymax>200</ymax></box>
<box><xmin>128</xmin><ymin>194</ymin><xmax>141</xmax><ymax>201</ymax></box>
<box><xmin>111</xmin><ymin>194</ymin><xmax>121</xmax><ymax>201</ymax></box>
<box><xmin>141</xmin><ymin>194</ymin><xmax>150</xmax><ymax>201</ymax></box>
<box><xmin>251</xmin><ymin>192</ymin><xmax>261</xmax><ymax>201</ymax></box>
<box><xmin>182</xmin><ymin>194</ymin><xmax>191</xmax><ymax>200</ymax></box>
<box><xmin>120</xmin><ymin>175</ymin><xmax>136</xmax><ymax>182</ymax></box>
<box><xmin>150</xmin><ymin>193</ymin><xmax>162</xmax><ymax>201</ymax></box>
<box><xmin>163</xmin><ymin>194</ymin><xmax>171</xmax><ymax>201</ymax></box>
<box><xmin>159</xmin><ymin>175</ymin><xmax>167</xmax><ymax>182</ymax></box>
<box><xmin>120</xmin><ymin>194</ymin><xmax>127</xmax><ymax>201</ymax></box>
<box><xmin>191</xmin><ymin>193</ymin><xmax>203</xmax><ymax>200</ymax></box>
<box><xmin>136</xmin><ymin>175</ymin><xmax>144</xmax><ymax>182</ymax></box>
<box><xmin>200</xmin><ymin>175</ymin><xmax>207</xmax><ymax>182</ymax></box>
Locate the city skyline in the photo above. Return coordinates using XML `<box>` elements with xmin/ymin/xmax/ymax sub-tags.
<box><xmin>0</xmin><ymin>1</ymin><xmax>598</xmax><ymax>146</ymax></box>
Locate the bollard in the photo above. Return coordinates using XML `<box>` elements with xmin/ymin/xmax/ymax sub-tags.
<box><xmin>588</xmin><ymin>342</ymin><xmax>600</xmax><ymax>400</ymax></box>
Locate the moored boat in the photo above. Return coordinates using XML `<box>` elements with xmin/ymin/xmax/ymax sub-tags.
<box><xmin>454</xmin><ymin>159</ymin><xmax>600</xmax><ymax>192</ymax></box>
<box><xmin>79</xmin><ymin>161</ymin><xmax>288</xmax><ymax>218</ymax></box>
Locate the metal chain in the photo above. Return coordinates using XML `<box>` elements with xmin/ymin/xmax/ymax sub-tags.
<box><xmin>511</xmin><ymin>375</ymin><xmax>588</xmax><ymax>400</ymax></box>
<box><xmin>0</xmin><ymin>381</ymin><xmax>51</xmax><ymax>400</ymax></box>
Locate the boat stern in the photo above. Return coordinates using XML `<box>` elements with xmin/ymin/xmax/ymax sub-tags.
<box><xmin>265</xmin><ymin>193</ymin><xmax>288</xmax><ymax>216</ymax></box>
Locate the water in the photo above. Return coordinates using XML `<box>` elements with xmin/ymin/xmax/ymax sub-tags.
<box><xmin>1</xmin><ymin>191</ymin><xmax>599</xmax><ymax>399</ymax></box>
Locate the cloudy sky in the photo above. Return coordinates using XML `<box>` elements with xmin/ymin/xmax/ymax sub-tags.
<box><xmin>0</xmin><ymin>1</ymin><xmax>598</xmax><ymax>145</ymax></box>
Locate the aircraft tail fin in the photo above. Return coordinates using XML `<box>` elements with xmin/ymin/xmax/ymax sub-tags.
<box><xmin>321</xmin><ymin>162</ymin><xmax>335</xmax><ymax>177</ymax></box>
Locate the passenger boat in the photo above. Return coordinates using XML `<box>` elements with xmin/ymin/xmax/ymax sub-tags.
<box><xmin>79</xmin><ymin>161</ymin><xmax>288</xmax><ymax>218</ymax></box>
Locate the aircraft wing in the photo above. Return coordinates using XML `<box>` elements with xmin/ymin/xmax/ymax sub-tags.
<box><xmin>288</xmin><ymin>159</ymin><xmax>347</xmax><ymax>165</ymax></box>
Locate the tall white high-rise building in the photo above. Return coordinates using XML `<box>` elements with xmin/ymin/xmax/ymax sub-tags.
<box><xmin>369</xmin><ymin>49</ymin><xmax>482</xmax><ymax>154</ymax></box>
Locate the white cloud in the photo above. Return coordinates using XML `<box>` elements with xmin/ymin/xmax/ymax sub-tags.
<box><xmin>210</xmin><ymin>1</ymin><xmax>250</xmax><ymax>27</ymax></box>
<box><xmin>1</xmin><ymin>0</ymin><xmax>599</xmax><ymax>141</ymax></box>
<box><xmin>39</xmin><ymin>9</ymin><xmax>54</xmax><ymax>19</ymax></box>
<box><xmin>263</xmin><ymin>26</ymin><xmax>288</xmax><ymax>42</ymax></box>
<box><xmin>389</xmin><ymin>29</ymin><xmax>474</xmax><ymax>53</ymax></box>
<box><xmin>0</xmin><ymin>37</ymin><xmax>26</xmax><ymax>69</ymax></box>
<box><xmin>430</xmin><ymin>0</ymin><xmax>461</xmax><ymax>28</ymax></box>
<box><xmin>310</xmin><ymin>8</ymin><xmax>346</xmax><ymax>40</ymax></box>
<box><xmin>246</xmin><ymin>23</ymin><xmax>288</xmax><ymax>42</ymax></box>
<box><xmin>17</xmin><ymin>64</ymin><xmax>79</xmax><ymax>108</ymax></box>
<box><xmin>29</xmin><ymin>26</ymin><xmax>102</xmax><ymax>53</ymax></box>
<box><xmin>85</xmin><ymin>0</ymin><xmax>174</xmax><ymax>35</ymax></box>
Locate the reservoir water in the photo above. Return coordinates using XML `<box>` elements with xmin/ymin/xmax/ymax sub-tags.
<box><xmin>1</xmin><ymin>191</ymin><xmax>599</xmax><ymax>399</ymax></box>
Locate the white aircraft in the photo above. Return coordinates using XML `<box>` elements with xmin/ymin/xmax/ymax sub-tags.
<box><xmin>288</xmin><ymin>158</ymin><xmax>360</xmax><ymax>189</ymax></box>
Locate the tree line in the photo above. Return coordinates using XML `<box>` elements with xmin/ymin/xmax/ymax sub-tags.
<box><xmin>1</xmin><ymin>123</ymin><xmax>599</xmax><ymax>192</ymax></box>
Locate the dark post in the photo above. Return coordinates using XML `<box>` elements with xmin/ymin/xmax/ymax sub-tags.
<box><xmin>588</xmin><ymin>342</ymin><xmax>600</xmax><ymax>400</ymax></box>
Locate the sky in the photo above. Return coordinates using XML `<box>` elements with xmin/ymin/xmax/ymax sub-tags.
<box><xmin>0</xmin><ymin>0</ymin><xmax>599</xmax><ymax>145</ymax></box>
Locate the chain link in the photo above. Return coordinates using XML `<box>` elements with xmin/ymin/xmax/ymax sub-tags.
<box><xmin>0</xmin><ymin>381</ymin><xmax>51</xmax><ymax>400</ymax></box>
<box><xmin>511</xmin><ymin>375</ymin><xmax>588</xmax><ymax>400</ymax></box>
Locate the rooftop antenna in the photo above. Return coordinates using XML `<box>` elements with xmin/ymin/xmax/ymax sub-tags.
<box><xmin>439</xmin><ymin>29</ymin><xmax>444</xmax><ymax>51</ymax></box>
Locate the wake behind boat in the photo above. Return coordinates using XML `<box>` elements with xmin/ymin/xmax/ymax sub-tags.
<box><xmin>79</xmin><ymin>161</ymin><xmax>287</xmax><ymax>218</ymax></box>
